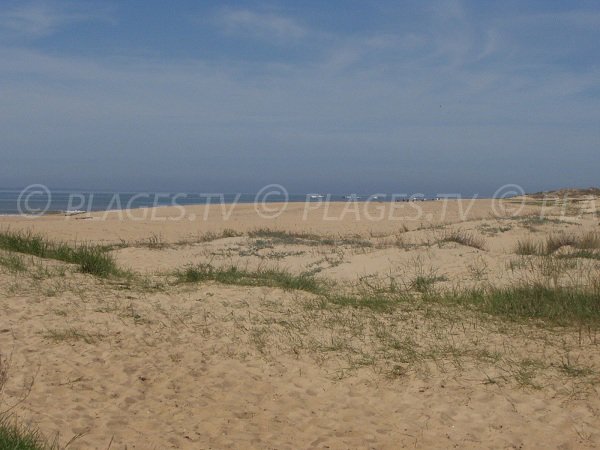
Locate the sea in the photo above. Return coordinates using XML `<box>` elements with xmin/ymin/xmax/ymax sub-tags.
<box><xmin>0</xmin><ymin>190</ymin><xmax>310</xmax><ymax>215</ymax></box>
<box><xmin>0</xmin><ymin>189</ymin><xmax>446</xmax><ymax>215</ymax></box>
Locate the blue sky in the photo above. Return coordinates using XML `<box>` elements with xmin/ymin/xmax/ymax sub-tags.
<box><xmin>0</xmin><ymin>0</ymin><xmax>598</xmax><ymax>194</ymax></box>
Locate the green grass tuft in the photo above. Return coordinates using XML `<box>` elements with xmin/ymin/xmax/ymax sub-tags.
<box><xmin>0</xmin><ymin>229</ymin><xmax>120</xmax><ymax>277</ymax></box>
<box><xmin>175</xmin><ymin>261</ymin><xmax>600</xmax><ymax>326</ymax></box>
<box><xmin>0</xmin><ymin>416</ymin><xmax>57</xmax><ymax>450</ymax></box>
<box><xmin>43</xmin><ymin>328</ymin><xmax>104</xmax><ymax>344</ymax></box>
<box><xmin>247</xmin><ymin>228</ymin><xmax>326</xmax><ymax>246</ymax></box>
<box><xmin>435</xmin><ymin>284</ymin><xmax>600</xmax><ymax>325</ymax></box>
<box><xmin>325</xmin><ymin>293</ymin><xmax>401</xmax><ymax>313</ymax></box>
<box><xmin>0</xmin><ymin>253</ymin><xmax>27</xmax><ymax>273</ymax></box>
<box><xmin>247</xmin><ymin>228</ymin><xmax>371</xmax><ymax>247</ymax></box>
<box><xmin>177</xmin><ymin>263</ymin><xmax>324</xmax><ymax>294</ymax></box>
<box><xmin>177</xmin><ymin>263</ymin><xmax>407</xmax><ymax>312</ymax></box>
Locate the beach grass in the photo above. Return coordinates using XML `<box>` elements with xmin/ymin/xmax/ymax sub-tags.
<box><xmin>43</xmin><ymin>327</ymin><xmax>105</xmax><ymax>345</ymax></box>
<box><xmin>0</xmin><ymin>253</ymin><xmax>27</xmax><ymax>273</ymax></box>
<box><xmin>556</xmin><ymin>250</ymin><xmax>600</xmax><ymax>261</ymax></box>
<box><xmin>323</xmin><ymin>292</ymin><xmax>404</xmax><ymax>313</ymax></box>
<box><xmin>194</xmin><ymin>228</ymin><xmax>243</xmax><ymax>242</ymax></box>
<box><xmin>0</xmin><ymin>354</ymin><xmax>57</xmax><ymax>450</ymax></box>
<box><xmin>5</xmin><ymin>227</ymin><xmax>591</xmax><ymax>327</ymax></box>
<box><xmin>515</xmin><ymin>239</ymin><xmax>543</xmax><ymax>255</ymax></box>
<box><xmin>174</xmin><ymin>260</ymin><xmax>600</xmax><ymax>326</ymax></box>
<box><xmin>325</xmin><ymin>281</ymin><xmax>600</xmax><ymax>325</ymax></box>
<box><xmin>433</xmin><ymin>283</ymin><xmax>600</xmax><ymax>326</ymax></box>
<box><xmin>248</xmin><ymin>228</ymin><xmax>328</xmax><ymax>244</ymax></box>
<box><xmin>0</xmin><ymin>229</ymin><xmax>119</xmax><ymax>277</ymax></box>
<box><xmin>177</xmin><ymin>263</ymin><xmax>325</xmax><ymax>294</ymax></box>
<box><xmin>247</xmin><ymin>228</ymin><xmax>372</xmax><ymax>247</ymax></box>
<box><xmin>440</xmin><ymin>229</ymin><xmax>487</xmax><ymax>250</ymax></box>
<box><xmin>0</xmin><ymin>416</ymin><xmax>57</xmax><ymax>450</ymax></box>
<box><xmin>516</xmin><ymin>231</ymin><xmax>600</xmax><ymax>257</ymax></box>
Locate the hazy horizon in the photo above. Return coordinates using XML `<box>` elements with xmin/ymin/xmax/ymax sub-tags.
<box><xmin>2</xmin><ymin>0</ymin><xmax>598</xmax><ymax>194</ymax></box>
<box><xmin>0</xmin><ymin>185</ymin><xmax>598</xmax><ymax>199</ymax></box>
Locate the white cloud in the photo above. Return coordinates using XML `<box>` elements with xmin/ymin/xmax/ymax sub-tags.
<box><xmin>217</xmin><ymin>9</ymin><xmax>306</xmax><ymax>41</ymax></box>
<box><xmin>0</xmin><ymin>1</ymin><xmax>113</xmax><ymax>38</ymax></box>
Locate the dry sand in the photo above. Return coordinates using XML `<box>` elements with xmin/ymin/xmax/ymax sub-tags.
<box><xmin>1</xmin><ymin>198</ymin><xmax>599</xmax><ymax>449</ymax></box>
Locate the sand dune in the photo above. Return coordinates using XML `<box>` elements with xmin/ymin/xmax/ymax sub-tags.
<box><xmin>1</xmin><ymin>198</ymin><xmax>599</xmax><ymax>449</ymax></box>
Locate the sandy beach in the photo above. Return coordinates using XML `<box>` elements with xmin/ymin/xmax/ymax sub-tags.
<box><xmin>1</xmin><ymin>197</ymin><xmax>599</xmax><ymax>449</ymax></box>
<box><xmin>3</xmin><ymin>1</ymin><xmax>598</xmax><ymax>447</ymax></box>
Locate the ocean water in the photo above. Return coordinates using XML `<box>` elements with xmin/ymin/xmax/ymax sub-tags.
<box><xmin>0</xmin><ymin>189</ymin><xmax>444</xmax><ymax>216</ymax></box>
<box><xmin>0</xmin><ymin>190</ymin><xmax>333</xmax><ymax>215</ymax></box>
<box><xmin>0</xmin><ymin>191</ymin><xmax>310</xmax><ymax>215</ymax></box>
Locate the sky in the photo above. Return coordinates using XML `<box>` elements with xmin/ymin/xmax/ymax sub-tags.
<box><xmin>0</xmin><ymin>0</ymin><xmax>598</xmax><ymax>195</ymax></box>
